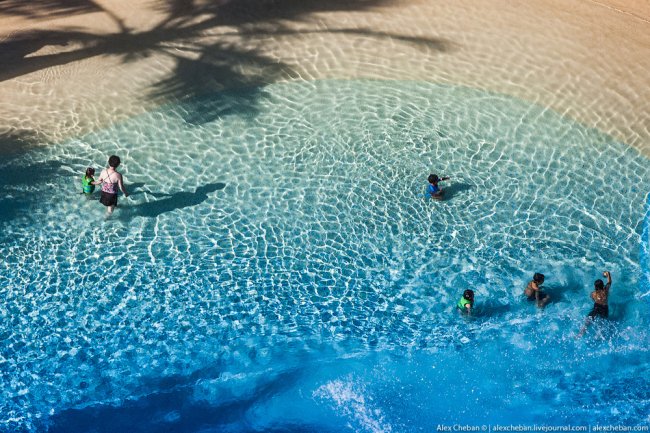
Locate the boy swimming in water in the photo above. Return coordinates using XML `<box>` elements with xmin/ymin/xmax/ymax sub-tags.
<box><xmin>427</xmin><ymin>174</ymin><xmax>450</xmax><ymax>200</ymax></box>
<box><xmin>525</xmin><ymin>272</ymin><xmax>551</xmax><ymax>307</ymax></box>
<box><xmin>578</xmin><ymin>271</ymin><xmax>612</xmax><ymax>337</ymax></box>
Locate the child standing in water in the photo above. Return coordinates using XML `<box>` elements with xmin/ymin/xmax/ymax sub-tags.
<box><xmin>82</xmin><ymin>167</ymin><xmax>95</xmax><ymax>196</ymax></box>
<box><xmin>457</xmin><ymin>289</ymin><xmax>474</xmax><ymax>315</ymax></box>
<box><xmin>427</xmin><ymin>174</ymin><xmax>450</xmax><ymax>200</ymax></box>
<box><xmin>525</xmin><ymin>272</ymin><xmax>551</xmax><ymax>307</ymax></box>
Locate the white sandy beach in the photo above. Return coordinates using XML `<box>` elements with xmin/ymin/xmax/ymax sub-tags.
<box><xmin>1</xmin><ymin>0</ymin><xmax>649</xmax><ymax>155</ymax></box>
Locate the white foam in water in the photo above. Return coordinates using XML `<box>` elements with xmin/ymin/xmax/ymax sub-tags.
<box><xmin>314</xmin><ymin>377</ymin><xmax>393</xmax><ymax>433</ymax></box>
<box><xmin>0</xmin><ymin>80</ymin><xmax>649</xmax><ymax>431</ymax></box>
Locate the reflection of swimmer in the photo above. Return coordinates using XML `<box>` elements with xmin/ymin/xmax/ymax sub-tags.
<box><xmin>427</xmin><ymin>174</ymin><xmax>450</xmax><ymax>200</ymax></box>
<box><xmin>525</xmin><ymin>273</ymin><xmax>550</xmax><ymax>307</ymax></box>
<box><xmin>578</xmin><ymin>271</ymin><xmax>612</xmax><ymax>337</ymax></box>
<box><xmin>457</xmin><ymin>289</ymin><xmax>474</xmax><ymax>315</ymax></box>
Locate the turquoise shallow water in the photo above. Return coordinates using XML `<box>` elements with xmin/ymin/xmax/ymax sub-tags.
<box><xmin>1</xmin><ymin>80</ymin><xmax>649</xmax><ymax>432</ymax></box>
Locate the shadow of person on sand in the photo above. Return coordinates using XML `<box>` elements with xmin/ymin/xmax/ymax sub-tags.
<box><xmin>124</xmin><ymin>183</ymin><xmax>225</xmax><ymax>219</ymax></box>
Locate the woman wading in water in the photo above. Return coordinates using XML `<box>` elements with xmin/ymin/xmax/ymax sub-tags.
<box><xmin>95</xmin><ymin>155</ymin><xmax>128</xmax><ymax>214</ymax></box>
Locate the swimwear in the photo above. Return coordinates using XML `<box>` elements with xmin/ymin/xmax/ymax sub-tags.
<box><xmin>100</xmin><ymin>191</ymin><xmax>118</xmax><ymax>207</ymax></box>
<box><xmin>587</xmin><ymin>282</ymin><xmax>611</xmax><ymax>318</ymax></box>
<box><xmin>457</xmin><ymin>296</ymin><xmax>472</xmax><ymax>312</ymax></box>
<box><xmin>82</xmin><ymin>176</ymin><xmax>95</xmax><ymax>194</ymax></box>
<box><xmin>99</xmin><ymin>170</ymin><xmax>119</xmax><ymax>207</ymax></box>
<box><xmin>588</xmin><ymin>303</ymin><xmax>608</xmax><ymax>318</ymax></box>
<box><xmin>101</xmin><ymin>173</ymin><xmax>118</xmax><ymax>194</ymax></box>
<box><xmin>526</xmin><ymin>290</ymin><xmax>549</xmax><ymax>302</ymax></box>
<box><xmin>427</xmin><ymin>184</ymin><xmax>440</xmax><ymax>196</ymax></box>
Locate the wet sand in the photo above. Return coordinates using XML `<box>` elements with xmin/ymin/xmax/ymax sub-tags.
<box><xmin>1</xmin><ymin>0</ymin><xmax>649</xmax><ymax>155</ymax></box>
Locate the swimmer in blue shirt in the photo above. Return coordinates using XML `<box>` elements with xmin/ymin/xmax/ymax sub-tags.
<box><xmin>427</xmin><ymin>174</ymin><xmax>450</xmax><ymax>200</ymax></box>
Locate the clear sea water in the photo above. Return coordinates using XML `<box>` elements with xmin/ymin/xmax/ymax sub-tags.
<box><xmin>1</xmin><ymin>80</ymin><xmax>649</xmax><ymax>432</ymax></box>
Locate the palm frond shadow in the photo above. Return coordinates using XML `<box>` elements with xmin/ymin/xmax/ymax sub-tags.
<box><xmin>2</xmin><ymin>0</ymin><xmax>453</xmax><ymax>125</ymax></box>
<box><xmin>0</xmin><ymin>0</ymin><xmax>101</xmax><ymax>19</ymax></box>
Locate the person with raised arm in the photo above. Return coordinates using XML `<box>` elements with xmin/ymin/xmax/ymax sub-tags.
<box><xmin>578</xmin><ymin>271</ymin><xmax>612</xmax><ymax>337</ymax></box>
<box><xmin>427</xmin><ymin>173</ymin><xmax>450</xmax><ymax>200</ymax></box>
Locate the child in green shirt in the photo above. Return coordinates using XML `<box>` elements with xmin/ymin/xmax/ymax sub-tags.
<box><xmin>82</xmin><ymin>167</ymin><xmax>95</xmax><ymax>195</ymax></box>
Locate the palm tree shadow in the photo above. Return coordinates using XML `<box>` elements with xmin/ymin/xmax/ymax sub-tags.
<box><xmin>154</xmin><ymin>59</ymin><xmax>273</xmax><ymax>125</ymax></box>
<box><xmin>46</xmin><ymin>365</ymin><xmax>309</xmax><ymax>433</ymax></box>
<box><xmin>0</xmin><ymin>131</ymin><xmax>66</xmax><ymax>222</ymax></box>
<box><xmin>125</xmin><ymin>182</ymin><xmax>225</xmax><ymax>218</ymax></box>
<box><xmin>0</xmin><ymin>129</ymin><xmax>39</xmax><ymax>156</ymax></box>
<box><xmin>0</xmin><ymin>0</ymin><xmax>101</xmax><ymax>19</ymax></box>
<box><xmin>1</xmin><ymin>0</ymin><xmax>453</xmax><ymax>126</ymax></box>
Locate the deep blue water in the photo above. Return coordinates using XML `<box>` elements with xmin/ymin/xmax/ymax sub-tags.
<box><xmin>0</xmin><ymin>80</ymin><xmax>649</xmax><ymax>432</ymax></box>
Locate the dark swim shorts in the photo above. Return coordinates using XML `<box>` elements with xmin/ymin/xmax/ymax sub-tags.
<box><xmin>99</xmin><ymin>191</ymin><xmax>118</xmax><ymax>207</ymax></box>
<box><xmin>527</xmin><ymin>291</ymin><xmax>549</xmax><ymax>302</ymax></box>
<box><xmin>588</xmin><ymin>303</ymin><xmax>608</xmax><ymax>318</ymax></box>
